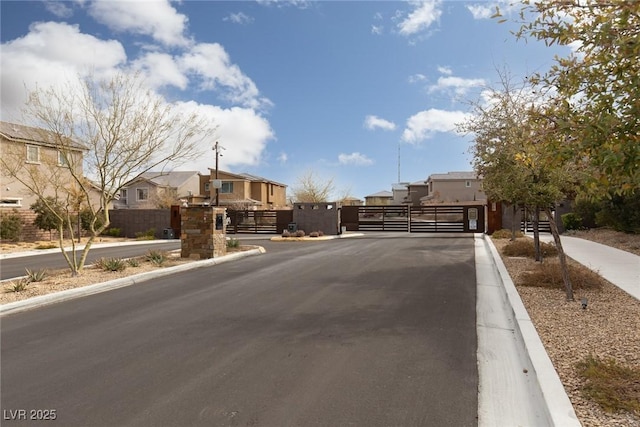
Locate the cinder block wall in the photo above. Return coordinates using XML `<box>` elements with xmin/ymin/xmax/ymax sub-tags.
<box><xmin>180</xmin><ymin>206</ymin><xmax>227</xmax><ymax>259</ymax></box>
<box><xmin>292</xmin><ymin>203</ymin><xmax>340</xmax><ymax>235</ymax></box>
<box><xmin>109</xmin><ymin>209</ymin><xmax>171</xmax><ymax>238</ymax></box>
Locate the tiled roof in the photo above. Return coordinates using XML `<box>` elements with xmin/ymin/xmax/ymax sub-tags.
<box><xmin>139</xmin><ymin>171</ymin><xmax>200</xmax><ymax>188</ymax></box>
<box><xmin>366</xmin><ymin>190</ymin><xmax>393</xmax><ymax>198</ymax></box>
<box><xmin>0</xmin><ymin>120</ymin><xmax>86</xmax><ymax>150</ymax></box>
<box><xmin>428</xmin><ymin>171</ymin><xmax>478</xmax><ymax>181</ymax></box>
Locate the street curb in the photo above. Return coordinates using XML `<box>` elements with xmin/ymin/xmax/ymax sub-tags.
<box><xmin>481</xmin><ymin>235</ymin><xmax>581</xmax><ymax>426</ymax></box>
<box><xmin>0</xmin><ymin>248</ymin><xmax>265</xmax><ymax>317</ymax></box>
<box><xmin>0</xmin><ymin>239</ymin><xmax>176</xmax><ymax>260</ymax></box>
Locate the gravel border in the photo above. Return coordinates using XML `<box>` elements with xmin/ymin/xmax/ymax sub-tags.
<box><xmin>491</xmin><ymin>237</ymin><xmax>640</xmax><ymax>427</ymax></box>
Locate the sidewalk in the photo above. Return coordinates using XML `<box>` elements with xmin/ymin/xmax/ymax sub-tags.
<box><xmin>533</xmin><ymin>234</ymin><xmax>640</xmax><ymax>301</ymax></box>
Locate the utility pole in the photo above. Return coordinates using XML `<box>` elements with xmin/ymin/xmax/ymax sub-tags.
<box><xmin>213</xmin><ymin>141</ymin><xmax>225</xmax><ymax>206</ymax></box>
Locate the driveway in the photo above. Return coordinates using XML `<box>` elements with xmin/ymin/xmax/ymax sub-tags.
<box><xmin>1</xmin><ymin>235</ymin><xmax>478</xmax><ymax>426</ymax></box>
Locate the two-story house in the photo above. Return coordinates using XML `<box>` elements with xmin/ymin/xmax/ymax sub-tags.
<box><xmin>202</xmin><ymin>170</ymin><xmax>287</xmax><ymax>210</ymax></box>
<box><xmin>0</xmin><ymin>121</ymin><xmax>87</xmax><ymax>209</ymax></box>
<box><xmin>114</xmin><ymin>171</ymin><xmax>202</xmax><ymax>209</ymax></box>
<box><xmin>364</xmin><ymin>190</ymin><xmax>393</xmax><ymax>206</ymax></box>
<box><xmin>421</xmin><ymin>171</ymin><xmax>485</xmax><ymax>204</ymax></box>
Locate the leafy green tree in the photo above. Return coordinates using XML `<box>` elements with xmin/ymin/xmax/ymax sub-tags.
<box><xmin>31</xmin><ymin>197</ymin><xmax>63</xmax><ymax>241</ymax></box>
<box><xmin>512</xmin><ymin>0</ymin><xmax>640</xmax><ymax>198</ymax></box>
<box><xmin>460</xmin><ymin>70</ymin><xmax>579</xmax><ymax>300</ymax></box>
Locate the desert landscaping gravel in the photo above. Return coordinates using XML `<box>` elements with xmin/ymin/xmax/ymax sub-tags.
<box><xmin>492</xmin><ymin>238</ymin><xmax>640</xmax><ymax>427</ymax></box>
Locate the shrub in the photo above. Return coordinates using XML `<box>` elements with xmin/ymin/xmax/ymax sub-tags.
<box><xmin>103</xmin><ymin>228</ymin><xmax>122</xmax><ymax>237</ymax></box>
<box><xmin>281</xmin><ymin>230</ymin><xmax>291</xmax><ymax>238</ymax></box>
<box><xmin>562</xmin><ymin>213</ymin><xmax>583</xmax><ymax>231</ymax></box>
<box><xmin>309</xmin><ymin>231</ymin><xmax>319</xmax><ymax>238</ymax></box>
<box><xmin>95</xmin><ymin>257</ymin><xmax>126</xmax><ymax>272</ymax></box>
<box><xmin>295</xmin><ymin>230</ymin><xmax>305</xmax><ymax>238</ymax></box>
<box><xmin>146</xmin><ymin>250</ymin><xmax>167</xmax><ymax>266</ymax></box>
<box><xmin>491</xmin><ymin>228</ymin><xmax>524</xmax><ymax>239</ymax></box>
<box><xmin>502</xmin><ymin>239</ymin><xmax>558</xmax><ymax>258</ymax></box>
<box><xmin>318</xmin><ymin>230</ymin><xmax>324</xmax><ymax>237</ymax></box>
<box><xmin>35</xmin><ymin>243</ymin><xmax>57</xmax><ymax>250</ymax></box>
<box><xmin>25</xmin><ymin>268</ymin><xmax>47</xmax><ymax>282</ymax></box>
<box><xmin>518</xmin><ymin>261</ymin><xmax>603</xmax><ymax>290</ymax></box>
<box><xmin>227</xmin><ymin>238</ymin><xmax>240</xmax><ymax>249</ymax></box>
<box><xmin>576</xmin><ymin>354</ymin><xmax>640</xmax><ymax>414</ymax></box>
<box><xmin>135</xmin><ymin>228</ymin><xmax>156</xmax><ymax>240</ymax></box>
<box><xmin>0</xmin><ymin>211</ymin><xmax>22</xmax><ymax>241</ymax></box>
<box><xmin>6</xmin><ymin>278</ymin><xmax>30</xmax><ymax>293</ymax></box>
<box><xmin>127</xmin><ymin>258</ymin><xmax>140</xmax><ymax>267</ymax></box>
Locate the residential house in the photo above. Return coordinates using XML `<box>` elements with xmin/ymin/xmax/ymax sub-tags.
<box><xmin>391</xmin><ymin>183</ymin><xmax>409</xmax><ymax>205</ymax></box>
<box><xmin>204</xmin><ymin>170</ymin><xmax>288</xmax><ymax>210</ymax></box>
<box><xmin>421</xmin><ymin>171</ymin><xmax>485</xmax><ymax>204</ymax></box>
<box><xmin>364</xmin><ymin>190</ymin><xmax>393</xmax><ymax>206</ymax></box>
<box><xmin>0</xmin><ymin>121</ymin><xmax>87</xmax><ymax>209</ymax></box>
<box><xmin>114</xmin><ymin>171</ymin><xmax>201</xmax><ymax>209</ymax></box>
<box><xmin>404</xmin><ymin>180</ymin><xmax>430</xmax><ymax>206</ymax></box>
<box><xmin>340</xmin><ymin>196</ymin><xmax>364</xmax><ymax>206</ymax></box>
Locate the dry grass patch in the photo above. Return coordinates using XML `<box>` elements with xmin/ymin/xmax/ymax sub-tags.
<box><xmin>519</xmin><ymin>261</ymin><xmax>604</xmax><ymax>291</ymax></box>
<box><xmin>502</xmin><ymin>237</ymin><xmax>558</xmax><ymax>258</ymax></box>
<box><xmin>577</xmin><ymin>354</ymin><xmax>640</xmax><ymax>415</ymax></box>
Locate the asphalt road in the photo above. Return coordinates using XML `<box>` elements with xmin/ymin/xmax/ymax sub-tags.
<box><xmin>1</xmin><ymin>235</ymin><xmax>478</xmax><ymax>427</ymax></box>
<box><xmin>0</xmin><ymin>241</ymin><xmax>181</xmax><ymax>280</ymax></box>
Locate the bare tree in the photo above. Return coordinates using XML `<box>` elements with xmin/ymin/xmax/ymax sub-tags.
<box><xmin>290</xmin><ymin>170</ymin><xmax>336</xmax><ymax>203</ymax></box>
<box><xmin>2</xmin><ymin>72</ymin><xmax>213</xmax><ymax>275</ymax></box>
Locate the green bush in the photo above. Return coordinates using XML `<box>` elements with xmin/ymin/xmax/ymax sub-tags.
<box><xmin>0</xmin><ymin>211</ymin><xmax>22</xmax><ymax>241</ymax></box>
<box><xmin>135</xmin><ymin>228</ymin><xmax>156</xmax><ymax>240</ymax></box>
<box><xmin>561</xmin><ymin>213</ymin><xmax>583</xmax><ymax>231</ymax></box>
<box><xmin>127</xmin><ymin>258</ymin><xmax>140</xmax><ymax>267</ymax></box>
<box><xmin>80</xmin><ymin>209</ymin><xmax>105</xmax><ymax>232</ymax></box>
<box><xmin>226</xmin><ymin>238</ymin><xmax>240</xmax><ymax>249</ymax></box>
<box><xmin>103</xmin><ymin>228</ymin><xmax>122</xmax><ymax>237</ymax></box>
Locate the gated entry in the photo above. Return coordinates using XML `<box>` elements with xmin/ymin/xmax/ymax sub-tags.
<box><xmin>227</xmin><ymin>209</ymin><xmax>293</xmax><ymax>234</ymax></box>
<box><xmin>341</xmin><ymin>205</ymin><xmax>485</xmax><ymax>233</ymax></box>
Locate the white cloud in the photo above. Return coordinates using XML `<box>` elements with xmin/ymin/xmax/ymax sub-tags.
<box><xmin>0</xmin><ymin>21</ymin><xmax>127</xmax><ymax>121</ymax></box>
<box><xmin>397</xmin><ymin>0</ymin><xmax>442</xmax><ymax>36</ymax></box>
<box><xmin>338</xmin><ymin>152</ymin><xmax>374</xmax><ymax>166</ymax></box>
<box><xmin>224</xmin><ymin>12</ymin><xmax>254</xmax><ymax>25</ymax></box>
<box><xmin>371</xmin><ymin>25</ymin><xmax>383</xmax><ymax>35</ymax></box>
<box><xmin>44</xmin><ymin>1</ymin><xmax>74</xmax><ymax>18</ymax></box>
<box><xmin>408</xmin><ymin>73</ymin><xmax>427</xmax><ymax>84</ymax></box>
<box><xmin>131</xmin><ymin>52</ymin><xmax>188</xmax><ymax>90</ymax></box>
<box><xmin>256</xmin><ymin>0</ymin><xmax>312</xmax><ymax>9</ymax></box>
<box><xmin>466</xmin><ymin>1</ymin><xmax>520</xmax><ymax>20</ymax></box>
<box><xmin>429</xmin><ymin>76</ymin><xmax>486</xmax><ymax>96</ymax></box>
<box><xmin>179</xmin><ymin>43</ymin><xmax>272</xmax><ymax>110</ymax></box>
<box><xmin>278</xmin><ymin>152</ymin><xmax>288</xmax><ymax>164</ymax></box>
<box><xmin>437</xmin><ymin>66</ymin><xmax>452</xmax><ymax>75</ymax></box>
<box><xmin>175</xmin><ymin>101</ymin><xmax>275</xmax><ymax>172</ymax></box>
<box><xmin>87</xmin><ymin>0</ymin><xmax>190</xmax><ymax>47</ymax></box>
<box><xmin>402</xmin><ymin>109</ymin><xmax>469</xmax><ymax>144</ymax></box>
<box><xmin>364</xmin><ymin>115</ymin><xmax>396</xmax><ymax>131</ymax></box>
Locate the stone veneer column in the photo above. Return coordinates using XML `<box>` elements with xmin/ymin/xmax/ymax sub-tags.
<box><xmin>180</xmin><ymin>206</ymin><xmax>227</xmax><ymax>259</ymax></box>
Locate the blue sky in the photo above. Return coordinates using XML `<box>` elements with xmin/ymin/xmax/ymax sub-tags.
<box><xmin>1</xmin><ymin>0</ymin><xmax>570</xmax><ymax>200</ymax></box>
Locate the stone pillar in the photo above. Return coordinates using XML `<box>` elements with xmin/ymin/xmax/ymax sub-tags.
<box><xmin>180</xmin><ymin>206</ymin><xmax>227</xmax><ymax>259</ymax></box>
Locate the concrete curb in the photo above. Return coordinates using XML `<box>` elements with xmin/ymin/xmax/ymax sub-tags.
<box><xmin>0</xmin><ymin>239</ymin><xmax>177</xmax><ymax>260</ymax></box>
<box><xmin>0</xmin><ymin>247</ymin><xmax>265</xmax><ymax>317</ymax></box>
<box><xmin>481</xmin><ymin>235</ymin><xmax>581</xmax><ymax>426</ymax></box>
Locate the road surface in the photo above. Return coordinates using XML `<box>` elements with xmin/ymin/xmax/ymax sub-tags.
<box><xmin>1</xmin><ymin>235</ymin><xmax>478</xmax><ymax>426</ymax></box>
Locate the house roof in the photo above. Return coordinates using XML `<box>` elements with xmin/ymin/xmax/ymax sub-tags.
<box><xmin>408</xmin><ymin>179</ymin><xmax>428</xmax><ymax>186</ymax></box>
<box><xmin>207</xmin><ymin>169</ymin><xmax>287</xmax><ymax>187</ymax></box>
<box><xmin>0</xmin><ymin>121</ymin><xmax>86</xmax><ymax>150</ymax></box>
<box><xmin>365</xmin><ymin>190</ymin><xmax>393</xmax><ymax>198</ymax></box>
<box><xmin>139</xmin><ymin>171</ymin><xmax>200</xmax><ymax>188</ymax></box>
<box><xmin>428</xmin><ymin>171</ymin><xmax>479</xmax><ymax>181</ymax></box>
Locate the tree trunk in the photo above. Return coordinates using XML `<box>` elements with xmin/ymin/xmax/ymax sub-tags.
<box><xmin>545</xmin><ymin>207</ymin><xmax>574</xmax><ymax>301</ymax></box>
<box><xmin>531</xmin><ymin>207</ymin><xmax>542</xmax><ymax>262</ymax></box>
<box><xmin>511</xmin><ymin>203</ymin><xmax>518</xmax><ymax>241</ymax></box>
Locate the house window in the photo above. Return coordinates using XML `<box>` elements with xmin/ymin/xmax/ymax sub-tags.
<box><xmin>465</xmin><ymin>181</ymin><xmax>471</xmax><ymax>187</ymax></box>
<box><xmin>58</xmin><ymin>151</ymin><xmax>69</xmax><ymax>167</ymax></box>
<box><xmin>270</xmin><ymin>184</ymin><xmax>274</xmax><ymax>196</ymax></box>
<box><xmin>204</xmin><ymin>182</ymin><xmax>210</xmax><ymax>192</ymax></box>
<box><xmin>120</xmin><ymin>189</ymin><xmax>128</xmax><ymax>204</ymax></box>
<box><xmin>221</xmin><ymin>182</ymin><xmax>234</xmax><ymax>193</ymax></box>
<box><xmin>26</xmin><ymin>145</ymin><xmax>40</xmax><ymax>163</ymax></box>
<box><xmin>137</xmin><ymin>188</ymin><xmax>149</xmax><ymax>201</ymax></box>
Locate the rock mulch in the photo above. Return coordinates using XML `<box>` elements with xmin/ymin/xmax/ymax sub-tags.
<box><xmin>492</xmin><ymin>238</ymin><xmax>640</xmax><ymax>427</ymax></box>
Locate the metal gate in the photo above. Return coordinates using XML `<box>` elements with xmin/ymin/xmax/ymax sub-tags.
<box><xmin>341</xmin><ymin>205</ymin><xmax>484</xmax><ymax>233</ymax></box>
<box><xmin>227</xmin><ymin>209</ymin><xmax>293</xmax><ymax>234</ymax></box>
